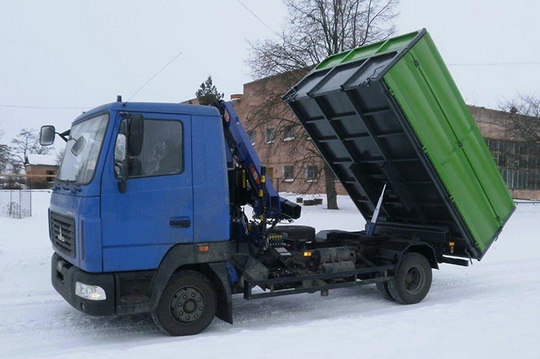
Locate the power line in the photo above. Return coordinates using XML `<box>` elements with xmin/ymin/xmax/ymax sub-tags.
<box><xmin>2</xmin><ymin>58</ymin><xmax>537</xmax><ymax>111</ymax></box>
<box><xmin>125</xmin><ymin>50</ymin><xmax>183</xmax><ymax>103</ymax></box>
<box><xmin>2</xmin><ymin>50</ymin><xmax>184</xmax><ymax>110</ymax></box>
<box><xmin>236</xmin><ymin>0</ymin><xmax>281</xmax><ymax>37</ymax></box>
<box><xmin>0</xmin><ymin>104</ymin><xmax>87</xmax><ymax>110</ymax></box>
<box><xmin>238</xmin><ymin>1</ymin><xmax>537</xmax><ymax>69</ymax></box>
<box><xmin>448</xmin><ymin>61</ymin><xmax>540</xmax><ymax>67</ymax></box>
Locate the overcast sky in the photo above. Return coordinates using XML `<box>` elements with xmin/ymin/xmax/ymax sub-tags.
<box><xmin>1</xmin><ymin>0</ymin><xmax>538</xmax><ymax>146</ymax></box>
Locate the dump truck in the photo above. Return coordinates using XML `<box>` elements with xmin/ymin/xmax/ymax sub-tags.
<box><xmin>40</xmin><ymin>29</ymin><xmax>514</xmax><ymax>336</ymax></box>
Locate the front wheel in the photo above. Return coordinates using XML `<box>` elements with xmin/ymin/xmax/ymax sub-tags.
<box><xmin>376</xmin><ymin>280</ymin><xmax>394</xmax><ymax>301</ymax></box>
<box><xmin>388</xmin><ymin>252</ymin><xmax>432</xmax><ymax>304</ymax></box>
<box><xmin>152</xmin><ymin>271</ymin><xmax>217</xmax><ymax>336</ymax></box>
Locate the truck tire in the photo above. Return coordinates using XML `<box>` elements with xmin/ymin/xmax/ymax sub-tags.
<box><xmin>376</xmin><ymin>280</ymin><xmax>394</xmax><ymax>301</ymax></box>
<box><xmin>152</xmin><ymin>270</ymin><xmax>217</xmax><ymax>336</ymax></box>
<box><xmin>388</xmin><ymin>252</ymin><xmax>432</xmax><ymax>304</ymax></box>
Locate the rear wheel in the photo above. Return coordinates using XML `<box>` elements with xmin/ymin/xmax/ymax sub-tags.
<box><xmin>388</xmin><ymin>252</ymin><xmax>432</xmax><ymax>304</ymax></box>
<box><xmin>152</xmin><ymin>271</ymin><xmax>217</xmax><ymax>336</ymax></box>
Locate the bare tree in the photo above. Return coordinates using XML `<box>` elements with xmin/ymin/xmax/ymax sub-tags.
<box><xmin>499</xmin><ymin>94</ymin><xmax>540</xmax><ymax>145</ymax></box>
<box><xmin>55</xmin><ymin>149</ymin><xmax>65</xmax><ymax>166</ymax></box>
<box><xmin>246</xmin><ymin>0</ymin><xmax>398</xmax><ymax>209</ymax></box>
<box><xmin>10</xmin><ymin>128</ymin><xmax>52</xmax><ymax>167</ymax></box>
<box><xmin>490</xmin><ymin>94</ymin><xmax>540</xmax><ymax>191</ymax></box>
<box><xmin>0</xmin><ymin>144</ymin><xmax>9</xmax><ymax>173</ymax></box>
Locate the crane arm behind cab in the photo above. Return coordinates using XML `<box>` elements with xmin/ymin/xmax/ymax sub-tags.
<box><xmin>216</xmin><ymin>101</ymin><xmax>301</xmax><ymax>222</ymax></box>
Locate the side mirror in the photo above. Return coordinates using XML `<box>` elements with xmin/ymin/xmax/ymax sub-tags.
<box><xmin>128</xmin><ymin>114</ymin><xmax>144</xmax><ymax>156</ymax></box>
<box><xmin>40</xmin><ymin>125</ymin><xmax>56</xmax><ymax>146</ymax></box>
<box><xmin>116</xmin><ymin>114</ymin><xmax>144</xmax><ymax>193</ymax></box>
<box><xmin>71</xmin><ymin>136</ymin><xmax>87</xmax><ymax>156</ymax></box>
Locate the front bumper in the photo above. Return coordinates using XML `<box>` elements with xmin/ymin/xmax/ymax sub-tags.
<box><xmin>51</xmin><ymin>253</ymin><xmax>115</xmax><ymax>316</ymax></box>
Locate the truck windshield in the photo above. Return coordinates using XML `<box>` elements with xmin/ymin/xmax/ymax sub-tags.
<box><xmin>57</xmin><ymin>113</ymin><xmax>109</xmax><ymax>184</ymax></box>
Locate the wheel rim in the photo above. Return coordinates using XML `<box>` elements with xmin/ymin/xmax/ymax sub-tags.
<box><xmin>170</xmin><ymin>285</ymin><xmax>206</xmax><ymax>323</ymax></box>
<box><xmin>404</xmin><ymin>265</ymin><xmax>425</xmax><ymax>295</ymax></box>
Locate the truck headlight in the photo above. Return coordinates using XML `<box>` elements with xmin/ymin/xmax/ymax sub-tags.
<box><xmin>75</xmin><ymin>281</ymin><xmax>107</xmax><ymax>301</ymax></box>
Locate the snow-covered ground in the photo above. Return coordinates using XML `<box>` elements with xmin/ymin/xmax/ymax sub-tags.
<box><xmin>1</xmin><ymin>192</ymin><xmax>539</xmax><ymax>358</ymax></box>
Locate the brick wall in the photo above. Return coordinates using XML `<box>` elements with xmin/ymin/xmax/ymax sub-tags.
<box><xmin>24</xmin><ymin>164</ymin><xmax>57</xmax><ymax>188</ymax></box>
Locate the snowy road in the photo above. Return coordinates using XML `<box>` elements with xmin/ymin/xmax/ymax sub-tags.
<box><xmin>1</xmin><ymin>192</ymin><xmax>539</xmax><ymax>358</ymax></box>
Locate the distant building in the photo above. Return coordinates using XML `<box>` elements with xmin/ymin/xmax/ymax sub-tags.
<box><xmin>470</xmin><ymin>106</ymin><xmax>540</xmax><ymax>200</ymax></box>
<box><xmin>184</xmin><ymin>73</ymin><xmax>539</xmax><ymax>200</ymax></box>
<box><xmin>231</xmin><ymin>74</ymin><xmax>539</xmax><ymax>200</ymax></box>
<box><xmin>24</xmin><ymin>154</ymin><xmax>58</xmax><ymax>188</ymax></box>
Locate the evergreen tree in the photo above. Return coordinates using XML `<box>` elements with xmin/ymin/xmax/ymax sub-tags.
<box><xmin>195</xmin><ymin>76</ymin><xmax>224</xmax><ymax>105</ymax></box>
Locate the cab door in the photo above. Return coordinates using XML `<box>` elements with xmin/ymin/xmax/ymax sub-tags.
<box><xmin>100</xmin><ymin>113</ymin><xmax>192</xmax><ymax>272</ymax></box>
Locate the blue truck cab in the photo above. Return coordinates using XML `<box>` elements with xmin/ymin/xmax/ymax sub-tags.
<box><xmin>47</xmin><ymin>102</ymin><xmax>235</xmax><ymax>326</ymax></box>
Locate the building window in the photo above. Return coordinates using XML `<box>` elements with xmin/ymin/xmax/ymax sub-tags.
<box><xmin>283</xmin><ymin>165</ymin><xmax>294</xmax><ymax>182</ymax></box>
<box><xmin>485</xmin><ymin>137</ymin><xmax>540</xmax><ymax>190</ymax></box>
<box><xmin>248</xmin><ymin>130</ymin><xmax>256</xmax><ymax>145</ymax></box>
<box><xmin>46</xmin><ymin>170</ymin><xmax>55</xmax><ymax>183</ymax></box>
<box><xmin>283</xmin><ymin>125</ymin><xmax>295</xmax><ymax>141</ymax></box>
<box><xmin>265</xmin><ymin>128</ymin><xmax>276</xmax><ymax>144</ymax></box>
<box><xmin>306</xmin><ymin>165</ymin><xmax>319</xmax><ymax>182</ymax></box>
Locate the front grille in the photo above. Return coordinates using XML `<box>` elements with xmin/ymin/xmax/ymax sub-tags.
<box><xmin>50</xmin><ymin>211</ymin><xmax>76</xmax><ymax>258</ymax></box>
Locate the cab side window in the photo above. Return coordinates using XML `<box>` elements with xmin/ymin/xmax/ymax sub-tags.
<box><xmin>133</xmin><ymin>120</ymin><xmax>183</xmax><ymax>177</ymax></box>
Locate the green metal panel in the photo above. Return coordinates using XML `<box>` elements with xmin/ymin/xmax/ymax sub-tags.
<box><xmin>316</xmin><ymin>31</ymin><xmax>420</xmax><ymax>71</ymax></box>
<box><xmin>285</xmin><ymin>29</ymin><xmax>514</xmax><ymax>259</ymax></box>
<box><xmin>382</xmin><ymin>33</ymin><xmax>514</xmax><ymax>253</ymax></box>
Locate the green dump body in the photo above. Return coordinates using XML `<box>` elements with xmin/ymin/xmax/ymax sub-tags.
<box><xmin>284</xmin><ymin>29</ymin><xmax>514</xmax><ymax>260</ymax></box>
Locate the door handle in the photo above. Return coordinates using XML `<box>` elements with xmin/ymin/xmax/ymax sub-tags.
<box><xmin>170</xmin><ymin>218</ymin><xmax>191</xmax><ymax>228</ymax></box>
